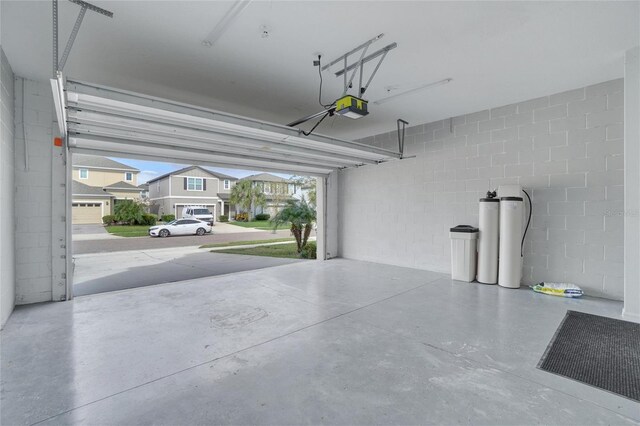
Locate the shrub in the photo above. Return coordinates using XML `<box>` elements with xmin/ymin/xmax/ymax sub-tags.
<box><xmin>138</xmin><ymin>213</ymin><xmax>157</xmax><ymax>226</ymax></box>
<box><xmin>255</xmin><ymin>213</ymin><xmax>270</xmax><ymax>221</ymax></box>
<box><xmin>300</xmin><ymin>241</ymin><xmax>317</xmax><ymax>259</ymax></box>
<box><xmin>219</xmin><ymin>215</ymin><xmax>229</xmax><ymax>222</ymax></box>
<box><xmin>114</xmin><ymin>200</ymin><xmax>145</xmax><ymax>225</ymax></box>
<box><xmin>235</xmin><ymin>212</ymin><xmax>249</xmax><ymax>222</ymax></box>
<box><xmin>102</xmin><ymin>215</ymin><xmax>116</xmax><ymax>225</ymax></box>
<box><xmin>161</xmin><ymin>214</ymin><xmax>175</xmax><ymax>222</ymax></box>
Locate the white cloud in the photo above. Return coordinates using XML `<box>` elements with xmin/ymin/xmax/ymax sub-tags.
<box><xmin>138</xmin><ymin>170</ymin><xmax>160</xmax><ymax>184</ymax></box>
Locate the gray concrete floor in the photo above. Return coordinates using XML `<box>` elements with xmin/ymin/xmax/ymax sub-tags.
<box><xmin>1</xmin><ymin>259</ymin><xmax>637</xmax><ymax>425</ymax></box>
<box><xmin>73</xmin><ymin>247</ymin><xmax>304</xmax><ymax>296</ymax></box>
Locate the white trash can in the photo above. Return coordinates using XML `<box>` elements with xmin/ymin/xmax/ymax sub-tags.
<box><xmin>449</xmin><ymin>225</ymin><xmax>479</xmax><ymax>282</ymax></box>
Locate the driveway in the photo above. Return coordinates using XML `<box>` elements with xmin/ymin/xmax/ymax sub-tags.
<box><xmin>72</xmin><ymin>224</ymin><xmax>121</xmax><ymax>241</ymax></box>
<box><xmin>74</xmin><ymin>229</ymin><xmax>295</xmax><ymax>254</ymax></box>
<box><xmin>73</xmin><ymin>224</ymin><xmax>108</xmax><ymax>234</ymax></box>
<box><xmin>73</xmin><ymin>246</ymin><xmax>305</xmax><ymax>296</ymax></box>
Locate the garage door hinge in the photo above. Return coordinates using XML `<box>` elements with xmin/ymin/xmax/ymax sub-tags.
<box><xmin>60</xmin><ymin>254</ymin><xmax>66</xmax><ymax>259</ymax></box>
<box><xmin>61</xmin><ymin>273</ymin><xmax>66</xmax><ymax>279</ymax></box>
<box><xmin>61</xmin><ymin>216</ymin><xmax>66</xmax><ymax>222</ymax></box>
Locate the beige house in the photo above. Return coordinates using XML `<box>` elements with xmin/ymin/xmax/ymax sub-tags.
<box><xmin>72</xmin><ymin>154</ymin><xmax>142</xmax><ymax>224</ymax></box>
<box><xmin>147</xmin><ymin>166</ymin><xmax>238</xmax><ymax>220</ymax></box>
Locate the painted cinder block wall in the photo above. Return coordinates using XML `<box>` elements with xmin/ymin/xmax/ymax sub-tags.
<box><xmin>13</xmin><ymin>77</ymin><xmax>56</xmax><ymax>304</ymax></box>
<box><xmin>1</xmin><ymin>48</ymin><xmax>16</xmax><ymax>327</ymax></box>
<box><xmin>339</xmin><ymin>79</ymin><xmax>624</xmax><ymax>300</ymax></box>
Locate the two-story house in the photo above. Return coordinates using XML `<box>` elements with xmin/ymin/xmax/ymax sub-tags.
<box><xmin>147</xmin><ymin>166</ymin><xmax>238</xmax><ymax>220</ymax></box>
<box><xmin>240</xmin><ymin>173</ymin><xmax>295</xmax><ymax>217</ymax></box>
<box><xmin>72</xmin><ymin>154</ymin><xmax>142</xmax><ymax>224</ymax></box>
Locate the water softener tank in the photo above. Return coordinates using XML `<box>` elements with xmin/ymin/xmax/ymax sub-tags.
<box><xmin>498</xmin><ymin>196</ymin><xmax>523</xmax><ymax>288</ymax></box>
<box><xmin>477</xmin><ymin>196</ymin><xmax>500</xmax><ymax>284</ymax></box>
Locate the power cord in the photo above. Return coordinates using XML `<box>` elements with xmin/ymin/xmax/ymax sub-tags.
<box><xmin>316</xmin><ymin>55</ymin><xmax>334</xmax><ymax>109</ymax></box>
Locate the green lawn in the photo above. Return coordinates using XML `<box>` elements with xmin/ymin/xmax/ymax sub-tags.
<box><xmin>199</xmin><ymin>238</ymin><xmax>294</xmax><ymax>249</ymax></box>
<box><xmin>104</xmin><ymin>225</ymin><xmax>150</xmax><ymax>237</ymax></box>
<box><xmin>214</xmin><ymin>243</ymin><xmax>303</xmax><ymax>259</ymax></box>
<box><xmin>228</xmin><ymin>220</ymin><xmax>290</xmax><ymax>230</ymax></box>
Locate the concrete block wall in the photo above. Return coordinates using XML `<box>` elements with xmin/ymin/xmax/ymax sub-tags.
<box><xmin>1</xmin><ymin>48</ymin><xmax>16</xmax><ymax>327</ymax></box>
<box><xmin>339</xmin><ymin>79</ymin><xmax>624</xmax><ymax>300</ymax></box>
<box><xmin>13</xmin><ymin>77</ymin><xmax>56</xmax><ymax>304</ymax></box>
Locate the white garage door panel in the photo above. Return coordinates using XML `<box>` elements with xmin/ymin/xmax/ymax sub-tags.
<box><xmin>72</xmin><ymin>203</ymin><xmax>102</xmax><ymax>224</ymax></box>
<box><xmin>54</xmin><ymin>78</ymin><xmax>401</xmax><ymax>177</ymax></box>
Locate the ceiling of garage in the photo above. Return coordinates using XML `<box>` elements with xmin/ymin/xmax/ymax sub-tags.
<box><xmin>1</xmin><ymin>1</ymin><xmax>638</xmax><ymax>140</ymax></box>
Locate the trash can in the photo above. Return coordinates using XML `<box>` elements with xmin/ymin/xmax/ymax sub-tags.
<box><xmin>449</xmin><ymin>225</ymin><xmax>479</xmax><ymax>282</ymax></box>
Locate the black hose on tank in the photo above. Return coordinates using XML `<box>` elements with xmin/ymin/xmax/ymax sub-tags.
<box><xmin>521</xmin><ymin>189</ymin><xmax>532</xmax><ymax>257</ymax></box>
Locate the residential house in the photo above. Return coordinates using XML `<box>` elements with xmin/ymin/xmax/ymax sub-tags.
<box><xmin>72</xmin><ymin>154</ymin><xmax>142</xmax><ymax>224</ymax></box>
<box><xmin>147</xmin><ymin>166</ymin><xmax>237</xmax><ymax>220</ymax></box>
<box><xmin>138</xmin><ymin>183</ymin><xmax>149</xmax><ymax>200</ymax></box>
<box><xmin>240</xmin><ymin>173</ymin><xmax>296</xmax><ymax>218</ymax></box>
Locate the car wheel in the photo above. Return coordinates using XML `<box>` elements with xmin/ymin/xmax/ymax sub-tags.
<box><xmin>159</xmin><ymin>229</ymin><xmax>170</xmax><ymax>238</ymax></box>
<box><xmin>196</xmin><ymin>227</ymin><xmax>205</xmax><ymax>236</ymax></box>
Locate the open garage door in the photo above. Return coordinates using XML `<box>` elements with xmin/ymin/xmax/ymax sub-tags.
<box><xmin>51</xmin><ymin>74</ymin><xmax>401</xmax><ymax>300</ymax></box>
<box><xmin>52</xmin><ymin>77</ymin><xmax>401</xmax><ymax>177</ymax></box>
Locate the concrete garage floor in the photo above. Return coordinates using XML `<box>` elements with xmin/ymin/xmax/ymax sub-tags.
<box><xmin>1</xmin><ymin>260</ymin><xmax>637</xmax><ymax>425</ymax></box>
<box><xmin>73</xmin><ymin>247</ymin><xmax>304</xmax><ymax>296</ymax></box>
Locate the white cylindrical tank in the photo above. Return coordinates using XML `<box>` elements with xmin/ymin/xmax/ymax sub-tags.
<box><xmin>477</xmin><ymin>198</ymin><xmax>500</xmax><ymax>284</ymax></box>
<box><xmin>498</xmin><ymin>196</ymin><xmax>523</xmax><ymax>288</ymax></box>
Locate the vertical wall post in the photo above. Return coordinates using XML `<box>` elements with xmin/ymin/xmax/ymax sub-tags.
<box><xmin>624</xmin><ymin>46</ymin><xmax>639</xmax><ymax>321</ymax></box>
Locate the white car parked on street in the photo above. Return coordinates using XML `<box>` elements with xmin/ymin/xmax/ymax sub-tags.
<box><xmin>149</xmin><ymin>219</ymin><xmax>212</xmax><ymax>237</ymax></box>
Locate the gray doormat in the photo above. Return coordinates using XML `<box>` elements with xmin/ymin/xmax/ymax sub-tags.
<box><xmin>538</xmin><ymin>310</ymin><xmax>640</xmax><ymax>401</ymax></box>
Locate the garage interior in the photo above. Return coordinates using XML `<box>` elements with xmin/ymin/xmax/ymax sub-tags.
<box><xmin>1</xmin><ymin>1</ymin><xmax>639</xmax><ymax>424</ymax></box>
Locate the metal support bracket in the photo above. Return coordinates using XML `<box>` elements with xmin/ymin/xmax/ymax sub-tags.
<box><xmin>53</xmin><ymin>0</ymin><xmax>113</xmax><ymax>75</ymax></box>
<box><xmin>397</xmin><ymin>118</ymin><xmax>408</xmax><ymax>158</ymax></box>
<box><xmin>322</xmin><ymin>34</ymin><xmax>397</xmax><ymax>97</ymax></box>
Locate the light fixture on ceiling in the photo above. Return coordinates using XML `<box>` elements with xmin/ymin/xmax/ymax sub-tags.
<box><xmin>373</xmin><ymin>78</ymin><xmax>452</xmax><ymax>105</ymax></box>
<box><xmin>201</xmin><ymin>0</ymin><xmax>252</xmax><ymax>48</ymax></box>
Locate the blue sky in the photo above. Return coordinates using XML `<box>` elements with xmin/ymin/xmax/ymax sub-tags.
<box><xmin>110</xmin><ymin>157</ymin><xmax>295</xmax><ymax>184</ymax></box>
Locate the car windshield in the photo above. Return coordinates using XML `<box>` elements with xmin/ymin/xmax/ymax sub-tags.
<box><xmin>193</xmin><ymin>209</ymin><xmax>210</xmax><ymax>215</ymax></box>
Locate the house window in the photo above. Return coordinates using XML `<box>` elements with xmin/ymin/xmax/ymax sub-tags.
<box><xmin>79</xmin><ymin>168</ymin><xmax>89</xmax><ymax>179</ymax></box>
<box><xmin>124</xmin><ymin>172</ymin><xmax>133</xmax><ymax>182</ymax></box>
<box><xmin>224</xmin><ymin>179</ymin><xmax>230</xmax><ymax>190</ymax></box>
<box><xmin>187</xmin><ymin>177</ymin><xmax>203</xmax><ymax>191</ymax></box>
<box><xmin>264</xmin><ymin>183</ymin><xmax>271</xmax><ymax>194</ymax></box>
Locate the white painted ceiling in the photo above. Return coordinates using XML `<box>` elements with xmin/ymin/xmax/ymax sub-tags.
<box><xmin>1</xmin><ymin>1</ymin><xmax>638</xmax><ymax>140</ymax></box>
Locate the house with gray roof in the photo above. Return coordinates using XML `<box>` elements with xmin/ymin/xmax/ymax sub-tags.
<box><xmin>72</xmin><ymin>154</ymin><xmax>143</xmax><ymax>224</ymax></box>
<box><xmin>147</xmin><ymin>166</ymin><xmax>238</xmax><ymax>220</ymax></box>
<box><xmin>239</xmin><ymin>173</ymin><xmax>296</xmax><ymax>218</ymax></box>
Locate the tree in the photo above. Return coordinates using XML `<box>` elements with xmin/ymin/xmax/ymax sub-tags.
<box><xmin>270</xmin><ymin>181</ymin><xmax>290</xmax><ymax>216</ymax></box>
<box><xmin>230</xmin><ymin>180</ymin><xmax>266</xmax><ymax>220</ymax></box>
<box><xmin>113</xmin><ymin>200</ymin><xmax>145</xmax><ymax>225</ymax></box>
<box><xmin>291</xmin><ymin>176</ymin><xmax>317</xmax><ymax>208</ymax></box>
<box><xmin>271</xmin><ymin>198</ymin><xmax>316</xmax><ymax>253</ymax></box>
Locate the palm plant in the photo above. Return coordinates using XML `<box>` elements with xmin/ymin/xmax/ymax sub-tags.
<box><xmin>272</xmin><ymin>197</ymin><xmax>316</xmax><ymax>253</ymax></box>
<box><xmin>230</xmin><ymin>180</ymin><xmax>266</xmax><ymax>220</ymax></box>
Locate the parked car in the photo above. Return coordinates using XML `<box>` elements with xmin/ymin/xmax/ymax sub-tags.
<box><xmin>149</xmin><ymin>219</ymin><xmax>212</xmax><ymax>237</ymax></box>
<box><xmin>182</xmin><ymin>206</ymin><xmax>214</xmax><ymax>224</ymax></box>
